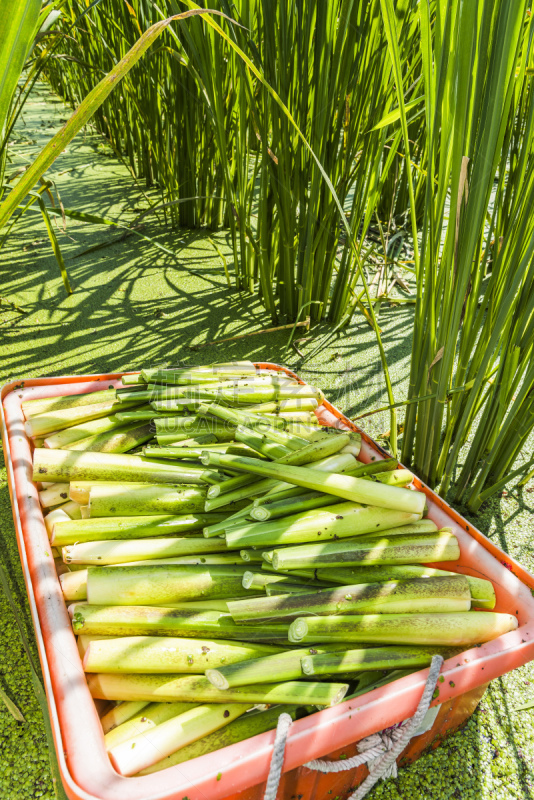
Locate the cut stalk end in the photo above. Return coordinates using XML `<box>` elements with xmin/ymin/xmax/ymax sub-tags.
<box><xmin>300</xmin><ymin>656</ymin><xmax>314</xmax><ymax>675</ymax></box>
<box><xmin>288</xmin><ymin>618</ymin><xmax>308</xmax><ymax>643</ymax></box>
<box><xmin>204</xmin><ymin>669</ymin><xmax>229</xmax><ymax>690</ymax></box>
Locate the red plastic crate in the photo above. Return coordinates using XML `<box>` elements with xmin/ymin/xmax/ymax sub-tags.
<box><xmin>2</xmin><ymin>364</ymin><xmax>534</xmax><ymax>800</ymax></box>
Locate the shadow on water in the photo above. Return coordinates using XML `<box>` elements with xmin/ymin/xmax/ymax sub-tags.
<box><xmin>2</xmin><ymin>84</ymin><xmax>413</xmax><ymax>394</ymax></box>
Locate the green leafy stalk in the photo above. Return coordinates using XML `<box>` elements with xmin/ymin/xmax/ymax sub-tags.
<box><xmin>288</xmin><ymin>611</ymin><xmax>518</xmax><ymax>645</ymax></box>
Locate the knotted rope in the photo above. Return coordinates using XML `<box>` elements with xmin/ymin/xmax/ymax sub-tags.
<box><xmin>263</xmin><ymin>654</ymin><xmax>444</xmax><ymax>800</ymax></box>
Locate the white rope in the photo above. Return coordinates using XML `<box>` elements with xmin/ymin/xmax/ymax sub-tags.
<box><xmin>347</xmin><ymin>655</ymin><xmax>444</xmax><ymax>799</ymax></box>
<box><xmin>263</xmin><ymin>712</ymin><xmax>294</xmax><ymax>800</ymax></box>
<box><xmin>263</xmin><ymin>655</ymin><xmax>444</xmax><ymax>800</ymax></box>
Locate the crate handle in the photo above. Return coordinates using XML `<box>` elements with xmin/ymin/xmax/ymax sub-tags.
<box><xmin>264</xmin><ymin>654</ymin><xmax>444</xmax><ymax>800</ymax></box>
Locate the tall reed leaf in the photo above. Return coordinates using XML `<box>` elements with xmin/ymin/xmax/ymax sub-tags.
<box><xmin>393</xmin><ymin>0</ymin><xmax>534</xmax><ymax>505</ymax></box>
<box><xmin>0</xmin><ymin>0</ymin><xmax>41</xmax><ymax>183</ymax></box>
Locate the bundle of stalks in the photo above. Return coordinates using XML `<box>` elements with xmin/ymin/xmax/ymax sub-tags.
<box><xmin>29</xmin><ymin>364</ymin><xmax>508</xmax><ymax>773</ymax></box>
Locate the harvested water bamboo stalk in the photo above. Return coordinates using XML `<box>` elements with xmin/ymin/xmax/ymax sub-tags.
<box><xmin>86</xmin><ymin>565</ymin><xmax>252</xmax><ymax>605</ymax></box>
<box><xmin>115</xmin><ymin>385</ymin><xmax>152</xmax><ymax>396</ymax></box>
<box><xmin>77</xmin><ymin>635</ymin><xmax>115</xmax><ymax>660</ymax></box>
<box><xmin>288</xmin><ymin>612</ymin><xmax>518</xmax><ymax>645</ymax></box>
<box><xmin>345</xmin><ymin>458</ymin><xmax>398</xmax><ymax>477</ymax></box>
<box><xmin>33</xmin><ymin>449</ymin><xmax>210</xmax><ymax>484</ymax></box>
<box><xmin>227</xmin><ymin>576</ymin><xmax>471</xmax><ymax>622</ymax></box>
<box><xmin>75</xmin><ymin>600</ymin><xmax>246</xmax><ymax>619</ymax></box>
<box><xmin>88</xmin><ymin>672</ymin><xmax>349</xmax><ymax>707</ymax></box>
<box><xmin>142</xmin><ymin>444</ymin><xmax>257</xmax><ymax>461</ymax></box>
<box><xmin>284</xmin><ymin>424</ymin><xmax>348</xmax><ymax>442</ymax></box>
<box><xmin>205</xmin><ymin>473</ymin><xmax>259</xmax><ymax>500</ymax></box>
<box><xmin>122</xmin><ymin>374</ymin><xmax>146</xmax><ymax>386</ymax></box>
<box><xmin>62</xmin><ymin>536</ymin><xmax>230</xmax><ymax>565</ymax></box>
<box><xmin>113</xmin><ymin>555</ymin><xmax>250</xmax><ymax>568</ymax></box>
<box><xmin>372</xmin><ymin>469</ymin><xmax>414</xmax><ymax>487</ymax></box>
<box><xmin>199</xmin><ymin>385</ymin><xmax>324</xmax><ymax>406</ymax></box>
<box><xmin>224</xmin><ymin>502</ymin><xmax>421</xmax><ymax>548</ymax></box>
<box><xmin>144</xmin><ymin>378</ymin><xmax>296</xmax><ymax>400</ymax></box>
<box><xmin>83</xmin><ymin>636</ymin><xmax>282</xmax><ymax>673</ymax></box>
<box><xmin>265</xmin><ymin>584</ymin><xmax>313</xmax><ymax>596</ymax></box>
<box><xmin>198</xmin><ymin>405</ymin><xmax>294</xmax><ymax>432</ymax></box>
<box><xmin>153</xmin><ymin>416</ymin><xmax>233</xmax><ymax>434</ymax></box>
<box><xmin>269</xmin><ymin>532</ymin><xmax>460</xmax><ymax>570</ymax></box>
<box><xmin>249</xmin><ymin>425</ymin><xmax>311</xmax><ymax>451</ymax></box>
<box><xmin>119</xmin><ymin>391</ymin><xmax>203</xmax><ymax>406</ymax></box>
<box><xmin>247</xmin><ymin>398</ymin><xmax>318</xmax><ymax>414</ymax></box>
<box><xmin>242</xmin><ymin>572</ymin><xmax>324</xmax><ymax>590</ymax></box>
<box><xmin>257</xmin><ymin>450</ymin><xmax>382</xmax><ymax>496</ymax></box>
<box><xmin>250</xmin><ymin>491</ymin><xmax>342</xmax><ymax>521</ymax></box>
<box><xmin>116</xmin><ymin>409</ymin><xmax>189</xmax><ymax>422</ymax></box>
<box><xmin>207</xmin><ymin>434</ymin><xmax>353</xmax><ymax>503</ymax></box>
<box><xmin>203</xmin><ymin>506</ymin><xmax>251</xmax><ymax>537</ymax></box>
<box><xmin>353</xmin><ymin>520</ymin><xmax>440</xmax><ymax>540</ymax></box>
<box><xmin>60</xmin><ymin>570</ymin><xmax>89</xmax><ymax>601</ymax></box>
<box><xmin>235</xmin><ymin>425</ymin><xmax>292</xmax><ymax>459</ymax></box>
<box><xmin>316</xmin><ymin>565</ymin><xmax>496</xmax><ymax>609</ymax></box>
<box><xmin>70</xmin><ymin>604</ymin><xmax>290</xmax><ymax>642</ymax></box>
<box><xmin>51</xmin><ymin>514</ymin><xmax>227</xmax><ymax>546</ymax></box>
<box><xmin>301</xmin><ymin>646</ymin><xmax>447</xmax><ymax>676</ymax></box>
<box><xmin>64</xmin><ymin>559</ymin><xmax>251</xmax><ymax>602</ymax></box>
<box><xmin>142</xmin><ymin>363</ymin><xmax>257</xmax><ymax>383</ymax></box>
<box><xmin>144</xmin><ymin>433</ymin><xmax>217</xmax><ymax>450</ymax></box>
<box><xmin>157</xmin><ymin>429</ymin><xmax>237</xmax><ymax>445</ymax></box>
<box><xmin>206</xmin><ymin>644</ymin><xmax>348</xmax><ymax>689</ymax></box>
<box><xmin>44</xmin><ymin>503</ymin><xmax>77</xmax><ymax>540</ymax></box>
<box><xmin>44</xmin><ymin>502</ymin><xmax>81</xmax><ymax>535</ymax></box>
<box><xmin>145</xmin><ymin>364</ymin><xmax>258</xmax><ymax>378</ymax></box>
<box><xmin>87</xmin><ymin>485</ymin><xmax>207</xmax><ymax>517</ymax></box>
<box><xmin>239</xmin><ymin>550</ymin><xmax>264</xmax><ymax>563</ymax></box>
<box><xmin>26</xmin><ymin>398</ymin><xmax>142</xmax><ymax>437</ymax></box>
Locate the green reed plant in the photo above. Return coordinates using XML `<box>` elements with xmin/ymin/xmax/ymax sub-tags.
<box><xmin>40</xmin><ymin>0</ymin><xmax>423</xmax><ymax>325</ymax></box>
<box><xmin>383</xmin><ymin>0</ymin><xmax>534</xmax><ymax>507</ymax></box>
